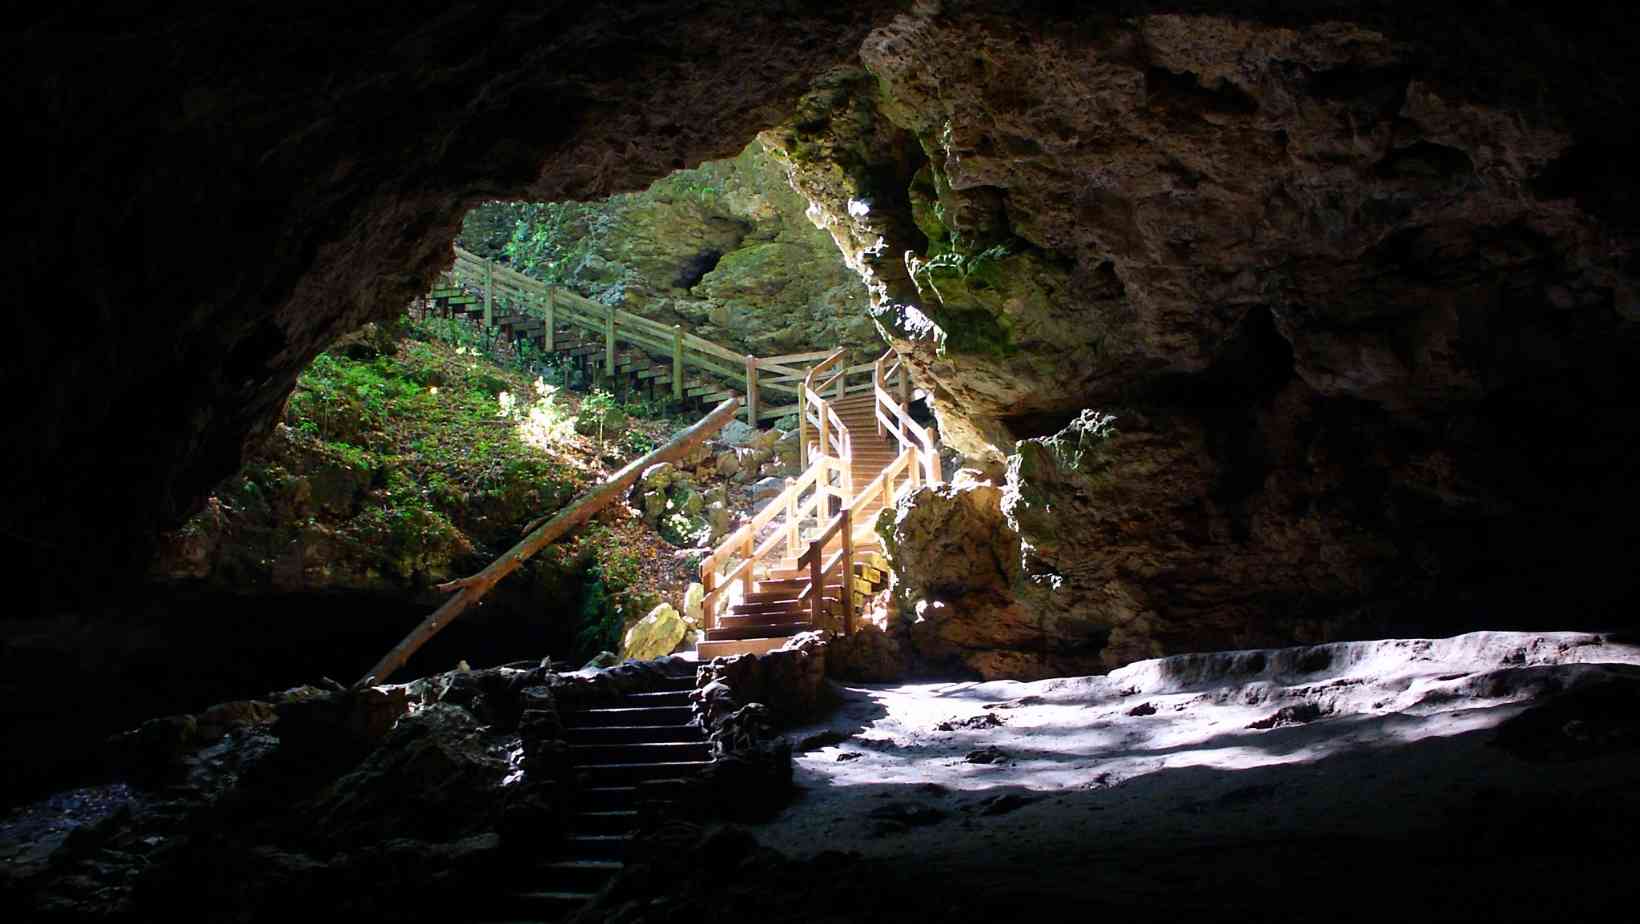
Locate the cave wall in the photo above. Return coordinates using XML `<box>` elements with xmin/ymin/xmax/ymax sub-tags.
<box><xmin>773</xmin><ymin>1</ymin><xmax>1640</xmax><ymax>676</ymax></box>
<box><xmin>1</xmin><ymin>0</ymin><xmax>892</xmax><ymax>605</ymax></box>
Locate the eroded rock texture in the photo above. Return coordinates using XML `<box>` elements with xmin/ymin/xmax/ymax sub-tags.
<box><xmin>3</xmin><ymin>1</ymin><xmax>890</xmax><ymax>600</ymax></box>
<box><xmin>784</xmin><ymin>2</ymin><xmax>1640</xmax><ymax>675</ymax></box>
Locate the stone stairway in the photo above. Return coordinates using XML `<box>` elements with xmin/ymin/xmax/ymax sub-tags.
<box><xmin>479</xmin><ymin>673</ymin><xmax>708</xmax><ymax>921</ymax></box>
<box><xmin>697</xmin><ymin>391</ymin><xmax>899</xmax><ymax>659</ymax></box>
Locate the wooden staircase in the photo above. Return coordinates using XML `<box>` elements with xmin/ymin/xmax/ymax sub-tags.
<box><xmin>479</xmin><ymin>673</ymin><xmax>707</xmax><ymax>921</ymax></box>
<box><xmin>697</xmin><ymin>350</ymin><xmax>939</xmax><ymax>659</ymax></box>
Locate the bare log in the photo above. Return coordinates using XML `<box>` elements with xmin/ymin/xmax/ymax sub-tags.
<box><xmin>355</xmin><ymin>396</ymin><xmax>742</xmax><ymax>687</ymax></box>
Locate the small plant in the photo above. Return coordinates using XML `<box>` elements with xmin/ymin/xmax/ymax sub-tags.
<box><xmin>578</xmin><ymin>389</ymin><xmax>622</xmax><ymax>446</ymax></box>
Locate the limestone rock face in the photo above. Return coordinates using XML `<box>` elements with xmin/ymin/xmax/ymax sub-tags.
<box><xmin>883</xmin><ymin>476</ymin><xmax>1106</xmax><ymax>680</ymax></box>
<box><xmin>777</xmin><ymin>4</ymin><xmax>1640</xmax><ymax>670</ymax></box>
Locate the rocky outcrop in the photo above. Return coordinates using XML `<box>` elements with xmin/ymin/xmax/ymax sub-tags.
<box><xmin>776</xmin><ymin>3</ymin><xmax>1640</xmax><ymax>672</ymax></box>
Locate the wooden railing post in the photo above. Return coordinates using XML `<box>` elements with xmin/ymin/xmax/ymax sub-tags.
<box><xmin>604</xmin><ymin>308</ymin><xmax>616</xmax><ymax>376</ymax></box>
<box><xmin>672</xmin><ymin>325</ymin><xmax>684</xmax><ymax>401</ymax></box>
<box><xmin>784</xmin><ymin>476</ymin><xmax>798</xmax><ymax>557</ymax></box>
<box><xmin>745</xmin><ymin>355</ymin><xmax>760</xmax><ymax>425</ymax></box>
<box><xmin>841</xmin><ymin>509</ymin><xmax>853</xmax><ymax>635</ymax></box>
<box><xmin>809</xmin><ymin>544</ymin><xmax>823</xmax><ymax>626</ymax></box>
<box><xmin>817</xmin><ymin>401</ymin><xmax>829</xmax><ymax>460</ymax></box>
<box><xmin>702</xmin><ymin>571</ymin><xmax>717</xmax><ymax>631</ymax></box>
<box><xmin>741</xmin><ymin>533</ymin><xmax>755</xmax><ymax>596</ymax></box>
<box><xmin>482</xmin><ymin>258</ymin><xmax>494</xmax><ymax>329</ymax></box>
<box><xmin>798</xmin><ymin>386</ymin><xmax>808</xmax><ymax>469</ymax></box>
<box><xmin>898</xmin><ymin>360</ymin><xmax>910</xmax><ymax>409</ymax></box>
<box><xmin>544</xmin><ymin>289</ymin><xmax>556</xmax><ymax>353</ymax></box>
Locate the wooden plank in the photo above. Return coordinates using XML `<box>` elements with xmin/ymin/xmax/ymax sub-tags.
<box><xmin>745</xmin><ymin>356</ymin><xmax>759</xmax><ymax>426</ymax></box>
<box><xmin>757</xmin><ymin>349</ymin><xmax>835</xmax><ymax>367</ymax></box>
<box><xmin>755</xmin><ymin>402</ymin><xmax>800</xmax><ymax>422</ymax></box>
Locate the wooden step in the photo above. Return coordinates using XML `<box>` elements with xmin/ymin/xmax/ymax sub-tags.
<box><xmin>740</xmin><ymin>590</ymin><xmax>802</xmax><ymax>605</ymax></box>
<box><xmin>720</xmin><ymin>609</ymin><xmax>809</xmax><ymax>626</ymax></box>
<box><xmin>704</xmin><ymin>622</ymin><xmax>812</xmax><ymax>642</ymax></box>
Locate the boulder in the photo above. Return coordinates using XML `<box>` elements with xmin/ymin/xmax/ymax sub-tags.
<box><xmin>716</xmin><ymin>419</ymin><xmax>757</xmax><ymax>447</ymax></box>
<box><xmin>752</xmin><ymin>476</ymin><xmax>785</xmax><ymax>507</ymax></box>
<box><xmin>622</xmin><ymin>603</ymin><xmax>689</xmax><ymax>660</ymax></box>
<box><xmin>714</xmin><ymin>450</ymin><xmax>741</xmax><ymax>479</ymax></box>
<box><xmin>682</xmin><ymin>582</ymin><xmax>706</xmax><ymax>626</ymax></box>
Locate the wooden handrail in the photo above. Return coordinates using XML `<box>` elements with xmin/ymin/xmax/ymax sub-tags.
<box><xmin>874</xmin><ymin>348</ymin><xmax>941</xmax><ymax>485</ymax></box>
<box><xmin>447</xmin><ymin>245</ymin><xmax>843</xmax><ymax>424</ymax></box>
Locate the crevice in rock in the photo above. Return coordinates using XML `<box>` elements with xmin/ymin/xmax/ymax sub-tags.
<box><xmin>1144</xmin><ymin>66</ymin><xmax>1259</xmax><ymax>118</ymax></box>
<box><xmin>676</xmin><ymin>248</ymin><xmax>724</xmax><ymax>289</ymax></box>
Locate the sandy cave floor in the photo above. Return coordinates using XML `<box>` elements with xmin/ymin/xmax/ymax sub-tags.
<box><xmin>742</xmin><ymin>631</ymin><xmax>1640</xmax><ymax>921</ymax></box>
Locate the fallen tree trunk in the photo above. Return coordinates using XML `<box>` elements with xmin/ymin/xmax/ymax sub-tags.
<box><xmin>356</xmin><ymin>396</ymin><xmax>742</xmax><ymax>687</ymax></box>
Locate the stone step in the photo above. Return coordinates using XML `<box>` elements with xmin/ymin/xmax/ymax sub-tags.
<box><xmin>574</xmin><ymin>761</ymin><xmax>710</xmax><ymax>785</ymax></box>
<box><xmin>488</xmin><ymin>890</ymin><xmax>597</xmax><ymax>918</ymax></box>
<box><xmin>568</xmin><ymin>741</ymin><xmax>711</xmax><ymax>764</ymax></box>
<box><xmin>533</xmin><ymin>859</ymin><xmax>624</xmax><ymax>892</ymax></box>
<box><xmin>576</xmin><ymin>786</ymin><xmax>639</xmax><ymax>811</ymax></box>
<box><xmin>562</xmin><ymin>705</ymin><xmax>693</xmax><ymax>728</ymax></box>
<box><xmin>571</xmin><ymin>810</ymin><xmax>640</xmax><ymax>834</ymax></box>
<box><xmin>556</xmin><ymin>834</ymin><xmax>635</xmax><ymax>860</ymax></box>
<box><xmin>621</xmin><ymin>689</ymin><xmax>691</xmax><ymax>708</ymax></box>
<box><xmin>649</xmin><ymin>673</ymin><xmax>699</xmax><ymax>692</ymax></box>
<box><xmin>563</xmin><ymin>723</ymin><xmax>702</xmax><ymax>744</ymax></box>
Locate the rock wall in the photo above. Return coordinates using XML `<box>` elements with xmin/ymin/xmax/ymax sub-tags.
<box><xmin>460</xmin><ymin>141</ymin><xmax>879</xmax><ymax>360</ymax></box>
<box><xmin>781</xmin><ymin>3</ymin><xmax>1640</xmax><ymax>674</ymax></box>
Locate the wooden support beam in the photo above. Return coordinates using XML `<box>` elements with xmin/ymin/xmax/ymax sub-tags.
<box><xmin>745</xmin><ymin>355</ymin><xmax>760</xmax><ymax>425</ymax></box>
<box><xmin>354</xmin><ymin>397</ymin><xmax>743</xmax><ymax>687</ymax></box>
<box><xmin>604</xmin><ymin>309</ymin><xmax>616</xmax><ymax>376</ymax></box>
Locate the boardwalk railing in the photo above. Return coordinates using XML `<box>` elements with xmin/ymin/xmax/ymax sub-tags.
<box><xmin>445</xmin><ymin>245</ymin><xmax>833</xmax><ymax>424</ymax></box>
